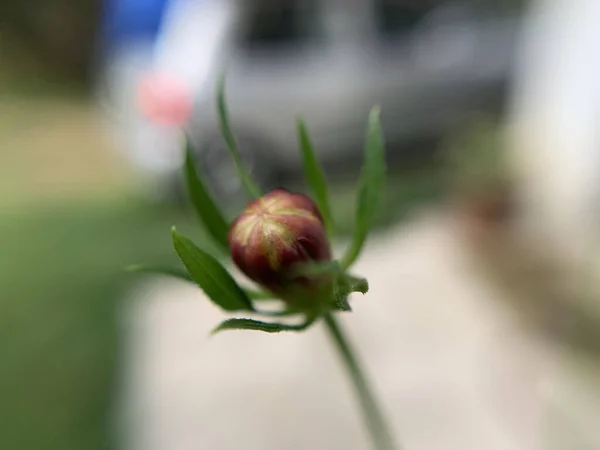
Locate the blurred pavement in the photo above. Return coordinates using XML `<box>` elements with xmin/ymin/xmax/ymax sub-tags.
<box><xmin>118</xmin><ymin>209</ymin><xmax>600</xmax><ymax>450</ymax></box>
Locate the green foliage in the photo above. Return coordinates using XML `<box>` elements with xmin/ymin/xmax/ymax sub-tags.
<box><xmin>184</xmin><ymin>135</ymin><xmax>230</xmax><ymax>252</ymax></box>
<box><xmin>145</xmin><ymin>83</ymin><xmax>391</xmax><ymax>333</ymax></box>
<box><xmin>244</xmin><ymin>288</ymin><xmax>275</xmax><ymax>300</ymax></box>
<box><xmin>216</xmin><ymin>74</ymin><xmax>262</xmax><ymax>199</ymax></box>
<box><xmin>0</xmin><ymin>198</ymin><xmax>196</xmax><ymax>450</ymax></box>
<box><xmin>172</xmin><ymin>228</ymin><xmax>253</xmax><ymax>311</ymax></box>
<box><xmin>212</xmin><ymin>317</ymin><xmax>314</xmax><ymax>334</ymax></box>
<box><xmin>128</xmin><ymin>264</ymin><xmax>277</xmax><ymax>303</ymax></box>
<box><xmin>341</xmin><ymin>106</ymin><xmax>386</xmax><ymax>270</ymax></box>
<box><xmin>168</xmin><ymin>96</ymin><xmax>388</xmax><ymax>323</ymax></box>
<box><xmin>297</xmin><ymin>117</ymin><xmax>334</xmax><ymax>236</ymax></box>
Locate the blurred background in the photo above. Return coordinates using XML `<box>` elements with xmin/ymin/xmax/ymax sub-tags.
<box><xmin>2</xmin><ymin>0</ymin><xmax>600</xmax><ymax>449</ymax></box>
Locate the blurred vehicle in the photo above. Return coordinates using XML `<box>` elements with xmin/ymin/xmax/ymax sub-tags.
<box><xmin>101</xmin><ymin>0</ymin><xmax>522</xmax><ymax>204</ymax></box>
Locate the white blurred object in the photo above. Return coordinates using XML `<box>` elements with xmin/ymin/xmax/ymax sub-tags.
<box><xmin>506</xmin><ymin>1</ymin><xmax>600</xmax><ymax>447</ymax></box>
<box><xmin>507</xmin><ymin>0</ymin><xmax>600</xmax><ymax>270</ymax></box>
<box><xmin>153</xmin><ymin>0</ymin><xmax>235</xmax><ymax>98</ymax></box>
<box><xmin>96</xmin><ymin>0</ymin><xmax>233</xmax><ymax>192</ymax></box>
<box><xmin>99</xmin><ymin>42</ymin><xmax>179</xmax><ymax>170</ymax></box>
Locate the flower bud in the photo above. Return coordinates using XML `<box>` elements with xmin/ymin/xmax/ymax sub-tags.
<box><xmin>228</xmin><ymin>189</ymin><xmax>332</xmax><ymax>306</ymax></box>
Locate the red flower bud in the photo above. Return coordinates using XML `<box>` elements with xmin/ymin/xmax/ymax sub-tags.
<box><xmin>228</xmin><ymin>189</ymin><xmax>332</xmax><ymax>305</ymax></box>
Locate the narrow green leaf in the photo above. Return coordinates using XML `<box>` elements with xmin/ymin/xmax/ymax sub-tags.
<box><xmin>297</xmin><ymin>117</ymin><xmax>334</xmax><ymax>236</ymax></box>
<box><xmin>212</xmin><ymin>317</ymin><xmax>314</xmax><ymax>334</ymax></box>
<box><xmin>216</xmin><ymin>74</ymin><xmax>261</xmax><ymax>198</ymax></box>
<box><xmin>127</xmin><ymin>264</ymin><xmax>192</xmax><ymax>282</ymax></box>
<box><xmin>184</xmin><ymin>135</ymin><xmax>230</xmax><ymax>252</ymax></box>
<box><xmin>172</xmin><ymin>228</ymin><xmax>253</xmax><ymax>311</ymax></box>
<box><xmin>341</xmin><ymin>106</ymin><xmax>386</xmax><ymax>270</ymax></box>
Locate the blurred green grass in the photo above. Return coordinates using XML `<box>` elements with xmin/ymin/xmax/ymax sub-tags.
<box><xmin>0</xmin><ymin>198</ymin><xmax>205</xmax><ymax>450</ymax></box>
<box><xmin>0</xmin><ymin>96</ymin><xmax>443</xmax><ymax>450</ymax></box>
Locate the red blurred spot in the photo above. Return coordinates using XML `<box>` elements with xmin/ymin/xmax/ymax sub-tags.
<box><xmin>138</xmin><ymin>73</ymin><xmax>193</xmax><ymax>127</ymax></box>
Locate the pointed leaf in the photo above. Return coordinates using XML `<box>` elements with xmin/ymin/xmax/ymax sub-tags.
<box><xmin>297</xmin><ymin>117</ymin><xmax>334</xmax><ymax>236</ymax></box>
<box><xmin>216</xmin><ymin>74</ymin><xmax>261</xmax><ymax>198</ymax></box>
<box><xmin>184</xmin><ymin>135</ymin><xmax>230</xmax><ymax>252</ymax></box>
<box><xmin>212</xmin><ymin>317</ymin><xmax>314</xmax><ymax>334</ymax></box>
<box><xmin>172</xmin><ymin>228</ymin><xmax>253</xmax><ymax>311</ymax></box>
<box><xmin>341</xmin><ymin>106</ymin><xmax>386</xmax><ymax>269</ymax></box>
<box><xmin>127</xmin><ymin>264</ymin><xmax>192</xmax><ymax>282</ymax></box>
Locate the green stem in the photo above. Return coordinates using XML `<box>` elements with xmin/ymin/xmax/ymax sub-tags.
<box><xmin>324</xmin><ymin>313</ymin><xmax>399</xmax><ymax>450</ymax></box>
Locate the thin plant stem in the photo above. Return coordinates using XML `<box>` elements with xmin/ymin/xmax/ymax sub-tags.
<box><xmin>324</xmin><ymin>313</ymin><xmax>399</xmax><ymax>450</ymax></box>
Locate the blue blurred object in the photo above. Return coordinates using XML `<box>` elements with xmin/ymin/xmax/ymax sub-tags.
<box><xmin>96</xmin><ymin>0</ymin><xmax>202</xmax><ymax>203</ymax></box>
<box><xmin>99</xmin><ymin>0</ymin><xmax>171</xmax><ymax>53</ymax></box>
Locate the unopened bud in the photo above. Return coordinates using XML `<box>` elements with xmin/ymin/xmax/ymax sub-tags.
<box><xmin>228</xmin><ymin>189</ymin><xmax>332</xmax><ymax>306</ymax></box>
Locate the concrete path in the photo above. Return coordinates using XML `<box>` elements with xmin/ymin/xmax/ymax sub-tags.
<box><xmin>116</xmin><ymin>209</ymin><xmax>600</xmax><ymax>450</ymax></box>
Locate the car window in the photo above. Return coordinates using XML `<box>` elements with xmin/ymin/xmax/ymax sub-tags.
<box><xmin>235</xmin><ymin>0</ymin><xmax>321</xmax><ymax>49</ymax></box>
